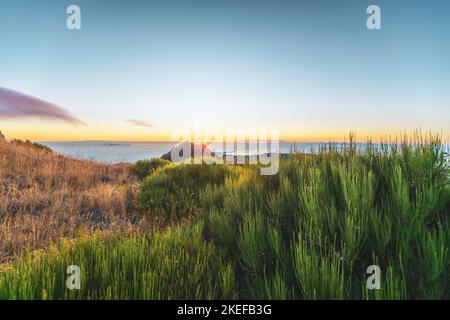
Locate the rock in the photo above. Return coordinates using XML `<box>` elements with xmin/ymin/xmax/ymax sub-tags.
<box><xmin>161</xmin><ymin>141</ymin><xmax>215</xmax><ymax>162</ymax></box>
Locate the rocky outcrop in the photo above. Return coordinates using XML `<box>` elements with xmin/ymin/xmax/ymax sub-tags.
<box><xmin>161</xmin><ymin>141</ymin><xmax>214</xmax><ymax>162</ymax></box>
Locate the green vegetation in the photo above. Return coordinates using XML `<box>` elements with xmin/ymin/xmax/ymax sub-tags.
<box><xmin>1</xmin><ymin>135</ymin><xmax>449</xmax><ymax>300</ymax></box>
<box><xmin>11</xmin><ymin>139</ymin><xmax>52</xmax><ymax>152</ymax></box>
<box><xmin>201</xmin><ymin>137</ymin><xmax>449</xmax><ymax>299</ymax></box>
<box><xmin>0</xmin><ymin>223</ymin><xmax>236</xmax><ymax>299</ymax></box>
<box><xmin>130</xmin><ymin>158</ymin><xmax>170</xmax><ymax>179</ymax></box>
<box><xmin>139</xmin><ymin>163</ymin><xmax>236</xmax><ymax>222</ymax></box>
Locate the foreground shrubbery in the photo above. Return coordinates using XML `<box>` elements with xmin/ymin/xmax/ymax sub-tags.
<box><xmin>202</xmin><ymin>138</ymin><xmax>450</xmax><ymax>299</ymax></box>
<box><xmin>0</xmin><ymin>135</ymin><xmax>449</xmax><ymax>299</ymax></box>
<box><xmin>0</xmin><ymin>223</ymin><xmax>236</xmax><ymax>299</ymax></box>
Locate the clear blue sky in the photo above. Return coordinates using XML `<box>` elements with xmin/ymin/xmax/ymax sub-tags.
<box><xmin>0</xmin><ymin>0</ymin><xmax>449</xmax><ymax>141</ymax></box>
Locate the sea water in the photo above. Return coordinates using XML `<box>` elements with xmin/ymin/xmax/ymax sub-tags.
<box><xmin>39</xmin><ymin>141</ymin><xmax>328</xmax><ymax>164</ymax></box>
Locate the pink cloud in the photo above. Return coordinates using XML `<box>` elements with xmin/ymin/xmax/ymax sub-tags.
<box><xmin>0</xmin><ymin>87</ymin><xmax>84</xmax><ymax>125</ymax></box>
<box><xmin>126</xmin><ymin>119</ymin><xmax>157</xmax><ymax>128</ymax></box>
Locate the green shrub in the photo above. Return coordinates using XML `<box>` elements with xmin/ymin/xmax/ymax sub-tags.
<box><xmin>139</xmin><ymin>163</ymin><xmax>236</xmax><ymax>222</ymax></box>
<box><xmin>0</xmin><ymin>223</ymin><xmax>237</xmax><ymax>300</ymax></box>
<box><xmin>11</xmin><ymin>139</ymin><xmax>52</xmax><ymax>152</ymax></box>
<box><xmin>130</xmin><ymin>158</ymin><xmax>170</xmax><ymax>179</ymax></box>
<box><xmin>201</xmin><ymin>135</ymin><xmax>450</xmax><ymax>299</ymax></box>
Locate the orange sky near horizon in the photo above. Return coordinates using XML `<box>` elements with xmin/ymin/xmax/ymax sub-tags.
<box><xmin>1</xmin><ymin>120</ymin><xmax>448</xmax><ymax>144</ymax></box>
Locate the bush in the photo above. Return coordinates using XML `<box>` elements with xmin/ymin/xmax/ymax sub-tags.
<box><xmin>202</xmin><ymin>137</ymin><xmax>450</xmax><ymax>299</ymax></box>
<box><xmin>11</xmin><ymin>139</ymin><xmax>52</xmax><ymax>152</ymax></box>
<box><xmin>130</xmin><ymin>158</ymin><xmax>170</xmax><ymax>179</ymax></box>
<box><xmin>139</xmin><ymin>163</ymin><xmax>237</xmax><ymax>222</ymax></box>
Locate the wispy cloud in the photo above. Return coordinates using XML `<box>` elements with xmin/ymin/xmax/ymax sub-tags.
<box><xmin>126</xmin><ymin>119</ymin><xmax>157</xmax><ymax>128</ymax></box>
<box><xmin>0</xmin><ymin>87</ymin><xmax>84</xmax><ymax>125</ymax></box>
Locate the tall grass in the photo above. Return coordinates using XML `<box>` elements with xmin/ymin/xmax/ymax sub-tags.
<box><xmin>139</xmin><ymin>163</ymin><xmax>237</xmax><ymax>223</ymax></box>
<box><xmin>201</xmin><ymin>134</ymin><xmax>449</xmax><ymax>299</ymax></box>
<box><xmin>1</xmin><ymin>134</ymin><xmax>449</xmax><ymax>299</ymax></box>
<box><xmin>0</xmin><ymin>223</ymin><xmax>237</xmax><ymax>300</ymax></box>
<box><xmin>0</xmin><ymin>140</ymin><xmax>151</xmax><ymax>264</ymax></box>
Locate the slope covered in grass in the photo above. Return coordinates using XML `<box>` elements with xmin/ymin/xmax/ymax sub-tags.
<box><xmin>0</xmin><ymin>135</ymin><xmax>449</xmax><ymax>299</ymax></box>
<box><xmin>0</xmin><ymin>139</ymin><xmax>150</xmax><ymax>264</ymax></box>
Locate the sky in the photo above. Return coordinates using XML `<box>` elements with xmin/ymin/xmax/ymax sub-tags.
<box><xmin>0</xmin><ymin>0</ymin><xmax>449</xmax><ymax>142</ymax></box>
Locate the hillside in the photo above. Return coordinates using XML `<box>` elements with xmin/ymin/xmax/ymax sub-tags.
<box><xmin>0</xmin><ymin>135</ymin><xmax>449</xmax><ymax>299</ymax></box>
<box><xmin>0</xmin><ymin>139</ymin><xmax>150</xmax><ymax>264</ymax></box>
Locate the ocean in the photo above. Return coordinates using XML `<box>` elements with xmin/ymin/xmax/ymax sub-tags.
<box><xmin>39</xmin><ymin>141</ymin><xmax>328</xmax><ymax>164</ymax></box>
<box><xmin>40</xmin><ymin>141</ymin><xmax>177</xmax><ymax>163</ymax></box>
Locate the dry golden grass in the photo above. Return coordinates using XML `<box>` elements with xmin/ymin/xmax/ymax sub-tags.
<box><xmin>0</xmin><ymin>139</ymin><xmax>153</xmax><ymax>263</ymax></box>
